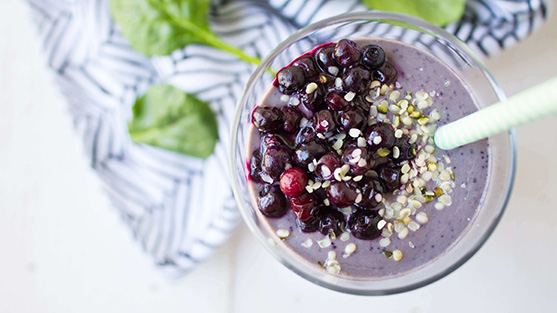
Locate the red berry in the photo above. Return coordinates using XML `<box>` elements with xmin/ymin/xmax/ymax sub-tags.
<box><xmin>280</xmin><ymin>167</ymin><xmax>308</xmax><ymax>197</ymax></box>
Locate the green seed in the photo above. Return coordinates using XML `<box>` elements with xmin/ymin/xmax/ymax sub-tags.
<box><xmin>425</xmin><ymin>195</ymin><xmax>435</xmax><ymax>203</ymax></box>
<box><xmin>418</xmin><ymin>117</ymin><xmax>430</xmax><ymax>125</ymax></box>
<box><xmin>382</xmin><ymin>249</ymin><xmax>393</xmax><ymax>258</ymax></box>
<box><xmin>450</xmin><ymin>172</ymin><xmax>455</xmax><ymax>180</ymax></box>
<box><xmin>377</xmin><ymin>148</ymin><xmax>391</xmax><ymax>157</ymax></box>
<box><xmin>410</xmin><ymin>111</ymin><xmax>421</xmax><ymax>118</ymax></box>
<box><xmin>434</xmin><ymin>187</ymin><xmax>444</xmax><ymax>197</ymax></box>
<box><xmin>407</xmin><ymin>104</ymin><xmax>415</xmax><ymax>113</ymax></box>
<box><xmin>378</xmin><ymin>104</ymin><xmax>389</xmax><ymax>114</ymax></box>
<box><xmin>319</xmin><ymin>75</ymin><xmax>328</xmax><ymax>84</ymax></box>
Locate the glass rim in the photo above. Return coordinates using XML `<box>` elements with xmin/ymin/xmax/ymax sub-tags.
<box><xmin>228</xmin><ymin>11</ymin><xmax>516</xmax><ymax>295</ymax></box>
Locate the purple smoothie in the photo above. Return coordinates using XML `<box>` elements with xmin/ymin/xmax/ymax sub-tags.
<box><xmin>247</xmin><ymin>38</ymin><xmax>489</xmax><ymax>278</ymax></box>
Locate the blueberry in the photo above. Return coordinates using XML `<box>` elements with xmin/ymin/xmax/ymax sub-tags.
<box><xmin>249</xmin><ymin>151</ymin><xmax>263</xmax><ymax>182</ymax></box>
<box><xmin>365</xmin><ymin>122</ymin><xmax>396</xmax><ymax>149</ymax></box>
<box><xmin>277</xmin><ymin>66</ymin><xmax>306</xmax><ymax>94</ymax></box>
<box><xmin>294</xmin><ymin>140</ymin><xmax>328</xmax><ymax>167</ymax></box>
<box><xmin>348</xmin><ymin>209</ymin><xmax>382</xmax><ymax>240</ymax></box>
<box><xmin>296</xmin><ymin>207</ymin><xmax>321</xmax><ymax>232</ymax></box>
<box><xmin>293</xmin><ymin>55</ymin><xmax>318</xmax><ymax>79</ymax></box>
<box><xmin>300</xmin><ymin>83</ymin><xmax>325</xmax><ymax>112</ymax></box>
<box><xmin>262</xmin><ymin>145</ymin><xmax>292</xmax><ymax>180</ymax></box>
<box><xmin>361</xmin><ymin>44</ymin><xmax>386</xmax><ymax>70</ymax></box>
<box><xmin>377</xmin><ymin>165</ymin><xmax>401</xmax><ymax>192</ymax></box>
<box><xmin>258</xmin><ymin>185</ymin><xmax>288</xmax><ymax>217</ymax></box>
<box><xmin>289</xmin><ymin>193</ymin><xmax>317</xmax><ymax>221</ymax></box>
<box><xmin>356</xmin><ymin>178</ymin><xmax>385</xmax><ymax>209</ymax></box>
<box><xmin>313</xmin><ymin>109</ymin><xmax>336</xmax><ymax>133</ymax></box>
<box><xmin>372</xmin><ymin>62</ymin><xmax>398</xmax><ymax>85</ymax></box>
<box><xmin>281</xmin><ymin>107</ymin><xmax>302</xmax><ymax>133</ymax></box>
<box><xmin>315</xmin><ymin>152</ymin><xmax>341</xmax><ymax>180</ymax></box>
<box><xmin>341</xmin><ymin>146</ymin><xmax>370</xmax><ymax>176</ymax></box>
<box><xmin>260</xmin><ymin>133</ymin><xmax>288</xmax><ymax>155</ymax></box>
<box><xmin>339</xmin><ymin>106</ymin><xmax>366</xmax><ymax>130</ymax></box>
<box><xmin>297</xmin><ymin>217</ymin><xmax>319</xmax><ymax>232</ymax></box>
<box><xmin>295</xmin><ymin>121</ymin><xmax>316</xmax><ymax>145</ymax></box>
<box><xmin>315</xmin><ymin>44</ymin><xmax>338</xmax><ymax>73</ymax></box>
<box><xmin>352</xmin><ymin>95</ymin><xmax>371</xmax><ymax>115</ymax></box>
<box><xmin>252</xmin><ymin>106</ymin><xmax>283</xmax><ymax>133</ymax></box>
<box><xmin>333</xmin><ymin>39</ymin><xmax>361</xmax><ymax>67</ymax></box>
<box><xmin>327</xmin><ymin>181</ymin><xmax>357</xmax><ymax>208</ymax></box>
<box><xmin>326</xmin><ymin>91</ymin><xmax>349</xmax><ymax>111</ymax></box>
<box><xmin>342</xmin><ymin>65</ymin><xmax>371</xmax><ymax>93</ymax></box>
<box><xmin>318</xmin><ymin>208</ymin><xmax>346</xmax><ymax>236</ymax></box>
<box><xmin>280</xmin><ymin>167</ymin><xmax>308</xmax><ymax>197</ymax></box>
<box><xmin>393</xmin><ymin>137</ymin><xmax>417</xmax><ymax>163</ymax></box>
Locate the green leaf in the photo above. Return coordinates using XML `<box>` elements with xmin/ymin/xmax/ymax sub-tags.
<box><xmin>128</xmin><ymin>85</ymin><xmax>219</xmax><ymax>159</ymax></box>
<box><xmin>109</xmin><ymin>0</ymin><xmax>262</xmax><ymax>65</ymax></box>
<box><xmin>109</xmin><ymin>0</ymin><xmax>211</xmax><ymax>56</ymax></box>
<box><xmin>363</xmin><ymin>0</ymin><xmax>467</xmax><ymax>26</ymax></box>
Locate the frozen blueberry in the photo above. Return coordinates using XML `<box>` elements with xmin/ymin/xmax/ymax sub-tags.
<box><xmin>365</xmin><ymin>122</ymin><xmax>396</xmax><ymax>149</ymax></box>
<box><xmin>281</xmin><ymin>107</ymin><xmax>302</xmax><ymax>133</ymax></box>
<box><xmin>327</xmin><ymin>181</ymin><xmax>357</xmax><ymax>208</ymax></box>
<box><xmin>277</xmin><ymin>66</ymin><xmax>306</xmax><ymax>94</ymax></box>
<box><xmin>341</xmin><ymin>146</ymin><xmax>370</xmax><ymax>176</ymax></box>
<box><xmin>377</xmin><ymin>165</ymin><xmax>401</xmax><ymax>192</ymax></box>
<box><xmin>315</xmin><ymin>152</ymin><xmax>341</xmax><ymax>180</ymax></box>
<box><xmin>333</xmin><ymin>39</ymin><xmax>361</xmax><ymax>67</ymax></box>
<box><xmin>339</xmin><ymin>106</ymin><xmax>366</xmax><ymax>130</ymax></box>
<box><xmin>393</xmin><ymin>137</ymin><xmax>417</xmax><ymax>163</ymax></box>
<box><xmin>260</xmin><ymin>134</ymin><xmax>288</xmax><ymax>155</ymax></box>
<box><xmin>348</xmin><ymin>209</ymin><xmax>382</xmax><ymax>240</ymax></box>
<box><xmin>250</xmin><ymin>151</ymin><xmax>263</xmax><ymax>182</ymax></box>
<box><xmin>262</xmin><ymin>145</ymin><xmax>292</xmax><ymax>180</ymax></box>
<box><xmin>295</xmin><ymin>121</ymin><xmax>316</xmax><ymax>145</ymax></box>
<box><xmin>342</xmin><ymin>65</ymin><xmax>371</xmax><ymax>93</ymax></box>
<box><xmin>289</xmin><ymin>193</ymin><xmax>317</xmax><ymax>221</ymax></box>
<box><xmin>315</xmin><ymin>44</ymin><xmax>338</xmax><ymax>73</ymax></box>
<box><xmin>313</xmin><ymin>109</ymin><xmax>337</xmax><ymax>133</ymax></box>
<box><xmin>326</xmin><ymin>91</ymin><xmax>349</xmax><ymax>111</ymax></box>
<box><xmin>294</xmin><ymin>140</ymin><xmax>328</xmax><ymax>168</ymax></box>
<box><xmin>356</xmin><ymin>178</ymin><xmax>385</xmax><ymax>209</ymax></box>
<box><xmin>293</xmin><ymin>55</ymin><xmax>319</xmax><ymax>79</ymax></box>
<box><xmin>258</xmin><ymin>185</ymin><xmax>288</xmax><ymax>217</ymax></box>
<box><xmin>361</xmin><ymin>44</ymin><xmax>386</xmax><ymax>70</ymax></box>
<box><xmin>296</xmin><ymin>206</ymin><xmax>321</xmax><ymax>232</ymax></box>
<box><xmin>318</xmin><ymin>208</ymin><xmax>346</xmax><ymax>236</ymax></box>
<box><xmin>300</xmin><ymin>83</ymin><xmax>325</xmax><ymax>112</ymax></box>
<box><xmin>252</xmin><ymin>106</ymin><xmax>283</xmax><ymax>133</ymax></box>
<box><xmin>372</xmin><ymin>62</ymin><xmax>398</xmax><ymax>85</ymax></box>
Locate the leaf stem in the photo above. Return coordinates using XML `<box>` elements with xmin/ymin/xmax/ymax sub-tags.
<box><xmin>149</xmin><ymin>0</ymin><xmax>262</xmax><ymax>66</ymax></box>
<box><xmin>175</xmin><ymin>17</ymin><xmax>262</xmax><ymax>66</ymax></box>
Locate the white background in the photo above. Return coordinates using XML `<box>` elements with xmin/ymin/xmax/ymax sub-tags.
<box><xmin>1</xmin><ymin>0</ymin><xmax>556</xmax><ymax>312</ymax></box>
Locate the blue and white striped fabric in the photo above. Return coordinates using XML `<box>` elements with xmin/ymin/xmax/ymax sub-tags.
<box><xmin>26</xmin><ymin>0</ymin><xmax>549</xmax><ymax>277</ymax></box>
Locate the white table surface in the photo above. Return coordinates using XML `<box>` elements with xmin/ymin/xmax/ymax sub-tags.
<box><xmin>1</xmin><ymin>1</ymin><xmax>556</xmax><ymax>312</ymax></box>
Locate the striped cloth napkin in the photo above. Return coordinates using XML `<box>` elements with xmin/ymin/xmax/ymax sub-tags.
<box><xmin>26</xmin><ymin>0</ymin><xmax>549</xmax><ymax>278</ymax></box>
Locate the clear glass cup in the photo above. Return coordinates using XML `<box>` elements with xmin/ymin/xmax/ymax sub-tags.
<box><xmin>229</xmin><ymin>11</ymin><xmax>516</xmax><ymax>295</ymax></box>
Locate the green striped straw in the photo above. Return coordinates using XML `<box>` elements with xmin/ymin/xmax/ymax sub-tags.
<box><xmin>434</xmin><ymin>76</ymin><xmax>557</xmax><ymax>150</ymax></box>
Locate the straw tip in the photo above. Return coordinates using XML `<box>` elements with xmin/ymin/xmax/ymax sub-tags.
<box><xmin>434</xmin><ymin>132</ymin><xmax>456</xmax><ymax>151</ymax></box>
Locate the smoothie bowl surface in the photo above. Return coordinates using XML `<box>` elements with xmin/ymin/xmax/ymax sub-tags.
<box><xmin>248</xmin><ymin>37</ymin><xmax>488</xmax><ymax>278</ymax></box>
<box><xmin>230</xmin><ymin>12</ymin><xmax>514</xmax><ymax>295</ymax></box>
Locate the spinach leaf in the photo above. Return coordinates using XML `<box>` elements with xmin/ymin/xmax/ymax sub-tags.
<box><xmin>128</xmin><ymin>84</ymin><xmax>219</xmax><ymax>159</ymax></box>
<box><xmin>109</xmin><ymin>0</ymin><xmax>261</xmax><ymax>65</ymax></box>
<box><xmin>363</xmin><ymin>0</ymin><xmax>467</xmax><ymax>26</ymax></box>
